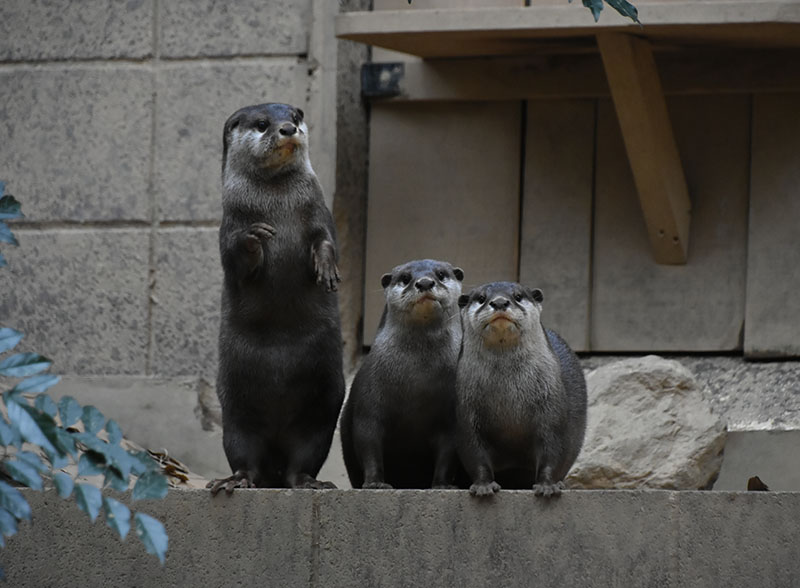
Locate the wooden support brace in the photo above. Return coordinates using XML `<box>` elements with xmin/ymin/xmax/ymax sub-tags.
<box><xmin>597</xmin><ymin>33</ymin><xmax>692</xmax><ymax>264</ymax></box>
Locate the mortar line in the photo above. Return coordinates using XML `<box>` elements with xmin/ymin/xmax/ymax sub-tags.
<box><xmin>145</xmin><ymin>0</ymin><xmax>161</xmax><ymax>376</ymax></box>
<box><xmin>0</xmin><ymin>54</ymin><xmax>303</xmax><ymax>71</ymax></box>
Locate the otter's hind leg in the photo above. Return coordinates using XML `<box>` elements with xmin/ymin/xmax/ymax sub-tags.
<box><xmin>208</xmin><ymin>424</ymin><xmax>261</xmax><ymax>495</ymax></box>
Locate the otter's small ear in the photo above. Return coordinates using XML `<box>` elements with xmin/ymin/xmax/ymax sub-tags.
<box><xmin>458</xmin><ymin>294</ymin><xmax>470</xmax><ymax>309</ymax></box>
<box><xmin>381</xmin><ymin>273</ymin><xmax>392</xmax><ymax>288</ymax></box>
<box><xmin>453</xmin><ymin>267</ymin><xmax>464</xmax><ymax>282</ymax></box>
<box><xmin>530</xmin><ymin>288</ymin><xmax>544</xmax><ymax>303</ymax></box>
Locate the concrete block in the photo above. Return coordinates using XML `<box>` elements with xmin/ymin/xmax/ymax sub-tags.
<box><xmin>159</xmin><ymin>0</ymin><xmax>310</xmax><ymax>58</ymax></box>
<box><xmin>151</xmin><ymin>228</ymin><xmax>221</xmax><ymax>379</ymax></box>
<box><xmin>0</xmin><ymin>229</ymin><xmax>150</xmax><ymax>374</ymax></box>
<box><xmin>714</xmin><ymin>431</ymin><xmax>800</xmax><ymax>492</ymax></box>
<box><xmin>3</xmin><ymin>489</ymin><xmax>315</xmax><ymax>586</ymax></box>
<box><xmin>316</xmin><ymin>490</ymin><xmax>678</xmax><ymax>587</ymax></box>
<box><xmin>46</xmin><ymin>376</ymin><xmax>229</xmax><ymax>480</ymax></box>
<box><xmin>745</xmin><ymin>93</ymin><xmax>800</xmax><ymax>357</ymax></box>
<box><xmin>0</xmin><ymin>0</ymin><xmax>153</xmax><ymax>61</ymax></box>
<box><xmin>592</xmin><ymin>95</ymin><xmax>749</xmax><ymax>351</ymax></box>
<box><xmin>676</xmin><ymin>492</ymin><xmax>800</xmax><ymax>587</ymax></box>
<box><xmin>0</xmin><ymin>67</ymin><xmax>153</xmax><ymax>222</ymax></box>
<box><xmin>154</xmin><ymin>61</ymin><xmax>308</xmax><ymax>222</ymax></box>
<box><xmin>5</xmin><ymin>490</ymin><xmax>800</xmax><ymax>586</ymax></box>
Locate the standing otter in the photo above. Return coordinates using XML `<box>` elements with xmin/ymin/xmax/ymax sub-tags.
<box><xmin>341</xmin><ymin>259</ymin><xmax>465</xmax><ymax>489</ymax></box>
<box><xmin>456</xmin><ymin>282</ymin><xmax>586</xmax><ymax>498</ymax></box>
<box><xmin>208</xmin><ymin>103</ymin><xmax>345</xmax><ymax>494</ymax></box>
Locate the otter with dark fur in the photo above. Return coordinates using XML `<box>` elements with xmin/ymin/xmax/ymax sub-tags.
<box><xmin>208</xmin><ymin>103</ymin><xmax>344</xmax><ymax>494</ymax></box>
<box><xmin>341</xmin><ymin>259</ymin><xmax>465</xmax><ymax>489</ymax></box>
<box><xmin>456</xmin><ymin>282</ymin><xmax>586</xmax><ymax>498</ymax></box>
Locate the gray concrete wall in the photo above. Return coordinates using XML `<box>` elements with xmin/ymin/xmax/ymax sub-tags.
<box><xmin>0</xmin><ymin>0</ymin><xmax>339</xmax><ymax>382</ymax></box>
<box><xmin>4</xmin><ymin>489</ymin><xmax>800</xmax><ymax>587</ymax></box>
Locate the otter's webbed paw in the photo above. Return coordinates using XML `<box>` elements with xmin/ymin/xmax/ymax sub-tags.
<box><xmin>532</xmin><ymin>480</ymin><xmax>565</xmax><ymax>498</ymax></box>
<box><xmin>244</xmin><ymin>222</ymin><xmax>276</xmax><ymax>251</ymax></box>
<box><xmin>312</xmin><ymin>240</ymin><xmax>341</xmax><ymax>292</ymax></box>
<box><xmin>469</xmin><ymin>481</ymin><xmax>501</xmax><ymax>497</ymax></box>
<box><xmin>241</xmin><ymin>222</ymin><xmax>275</xmax><ymax>273</ymax></box>
<box><xmin>207</xmin><ymin>470</ymin><xmax>256</xmax><ymax>496</ymax></box>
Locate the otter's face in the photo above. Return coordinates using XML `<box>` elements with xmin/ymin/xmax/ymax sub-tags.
<box><xmin>222</xmin><ymin>103</ymin><xmax>309</xmax><ymax>176</ymax></box>
<box><xmin>381</xmin><ymin>259</ymin><xmax>464</xmax><ymax>326</ymax></box>
<box><xmin>459</xmin><ymin>282</ymin><xmax>543</xmax><ymax>351</ymax></box>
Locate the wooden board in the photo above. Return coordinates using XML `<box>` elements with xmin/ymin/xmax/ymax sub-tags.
<box><xmin>337</xmin><ymin>3</ymin><xmax>800</xmax><ymax>58</ymax></box>
<box><xmin>745</xmin><ymin>93</ymin><xmax>800</xmax><ymax>358</ymax></box>
<box><xmin>519</xmin><ymin>99</ymin><xmax>595</xmax><ymax>351</ymax></box>
<box><xmin>362</xmin><ymin>102</ymin><xmax>521</xmax><ymax>343</ymax></box>
<box><xmin>598</xmin><ymin>33</ymin><xmax>691</xmax><ymax>264</ymax></box>
<box><xmin>591</xmin><ymin>95</ymin><xmax>749</xmax><ymax>351</ymax></box>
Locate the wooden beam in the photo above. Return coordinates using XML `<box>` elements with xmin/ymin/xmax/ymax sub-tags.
<box><xmin>597</xmin><ymin>33</ymin><xmax>691</xmax><ymax>264</ymax></box>
<box><xmin>336</xmin><ymin>3</ymin><xmax>800</xmax><ymax>58</ymax></box>
<box><xmin>361</xmin><ymin>50</ymin><xmax>800</xmax><ymax>102</ymax></box>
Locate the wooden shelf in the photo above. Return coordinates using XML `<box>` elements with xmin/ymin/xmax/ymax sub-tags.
<box><xmin>336</xmin><ymin>2</ymin><xmax>800</xmax><ymax>57</ymax></box>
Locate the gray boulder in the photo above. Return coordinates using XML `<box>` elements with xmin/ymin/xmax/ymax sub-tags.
<box><xmin>567</xmin><ymin>355</ymin><xmax>727</xmax><ymax>489</ymax></box>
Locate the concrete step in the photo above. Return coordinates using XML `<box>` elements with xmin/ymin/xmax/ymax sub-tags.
<box><xmin>3</xmin><ymin>489</ymin><xmax>799</xmax><ymax>587</ymax></box>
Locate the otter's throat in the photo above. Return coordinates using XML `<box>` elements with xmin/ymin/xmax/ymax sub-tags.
<box><xmin>407</xmin><ymin>297</ymin><xmax>443</xmax><ymax>325</ymax></box>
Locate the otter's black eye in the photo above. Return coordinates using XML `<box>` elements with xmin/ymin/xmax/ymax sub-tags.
<box><xmin>399</xmin><ymin>273</ymin><xmax>411</xmax><ymax>286</ymax></box>
<box><xmin>256</xmin><ymin>120</ymin><xmax>269</xmax><ymax>132</ymax></box>
<box><xmin>436</xmin><ymin>270</ymin><xmax>447</xmax><ymax>281</ymax></box>
<box><xmin>296</xmin><ymin>108</ymin><xmax>304</xmax><ymax>121</ymax></box>
<box><xmin>514</xmin><ymin>293</ymin><xmax>524</xmax><ymax>303</ymax></box>
<box><xmin>476</xmin><ymin>294</ymin><xmax>486</xmax><ymax>305</ymax></box>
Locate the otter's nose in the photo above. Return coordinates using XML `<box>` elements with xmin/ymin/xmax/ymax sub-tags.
<box><xmin>279</xmin><ymin>123</ymin><xmax>297</xmax><ymax>136</ymax></box>
<box><xmin>415</xmin><ymin>277</ymin><xmax>435</xmax><ymax>292</ymax></box>
<box><xmin>489</xmin><ymin>296</ymin><xmax>510</xmax><ymax>310</ymax></box>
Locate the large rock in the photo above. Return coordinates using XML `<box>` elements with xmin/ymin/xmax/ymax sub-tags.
<box><xmin>567</xmin><ymin>356</ymin><xmax>727</xmax><ymax>489</ymax></box>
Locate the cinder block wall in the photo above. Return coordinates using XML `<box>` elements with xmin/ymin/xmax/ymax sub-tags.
<box><xmin>0</xmin><ymin>0</ymin><xmax>339</xmax><ymax>381</ymax></box>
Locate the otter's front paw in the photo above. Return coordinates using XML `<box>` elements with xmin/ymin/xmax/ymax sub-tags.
<box><xmin>532</xmin><ymin>480</ymin><xmax>565</xmax><ymax>498</ymax></box>
<box><xmin>312</xmin><ymin>240</ymin><xmax>341</xmax><ymax>292</ymax></box>
<box><xmin>244</xmin><ymin>222</ymin><xmax>276</xmax><ymax>252</ymax></box>
<box><xmin>469</xmin><ymin>481</ymin><xmax>501</xmax><ymax>497</ymax></box>
<box><xmin>207</xmin><ymin>470</ymin><xmax>256</xmax><ymax>496</ymax></box>
<box><xmin>362</xmin><ymin>481</ymin><xmax>394</xmax><ymax>490</ymax></box>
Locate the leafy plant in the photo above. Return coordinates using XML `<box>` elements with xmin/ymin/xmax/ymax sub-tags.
<box><xmin>572</xmin><ymin>0</ymin><xmax>639</xmax><ymax>24</ymax></box>
<box><xmin>0</xmin><ymin>183</ymin><xmax>169</xmax><ymax>576</ymax></box>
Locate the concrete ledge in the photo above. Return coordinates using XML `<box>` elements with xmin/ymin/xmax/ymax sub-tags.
<box><xmin>4</xmin><ymin>489</ymin><xmax>800</xmax><ymax>586</ymax></box>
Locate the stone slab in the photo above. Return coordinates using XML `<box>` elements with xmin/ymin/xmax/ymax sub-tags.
<box><xmin>150</xmin><ymin>228</ymin><xmax>221</xmax><ymax>380</ymax></box>
<box><xmin>714</xmin><ymin>431</ymin><xmax>800</xmax><ymax>492</ymax></box>
<box><xmin>5</xmin><ymin>489</ymin><xmax>800</xmax><ymax>587</ymax></box>
<box><xmin>0</xmin><ymin>67</ymin><xmax>153</xmax><ymax>222</ymax></box>
<box><xmin>676</xmin><ymin>492</ymin><xmax>800</xmax><ymax>587</ymax></box>
<box><xmin>154</xmin><ymin>60</ymin><xmax>308</xmax><ymax>222</ymax></box>
<box><xmin>3</xmin><ymin>489</ymin><xmax>315</xmax><ymax>586</ymax></box>
<box><xmin>591</xmin><ymin>94</ymin><xmax>749</xmax><ymax>351</ymax></box>
<box><xmin>519</xmin><ymin>99</ymin><xmax>594</xmax><ymax>351</ymax></box>
<box><xmin>0</xmin><ymin>229</ymin><xmax>150</xmax><ymax>374</ymax></box>
<box><xmin>46</xmin><ymin>376</ymin><xmax>229</xmax><ymax>480</ymax></box>
<box><xmin>159</xmin><ymin>0</ymin><xmax>310</xmax><ymax>58</ymax></box>
<box><xmin>745</xmin><ymin>93</ymin><xmax>800</xmax><ymax>357</ymax></box>
<box><xmin>317</xmin><ymin>490</ymin><xmax>678</xmax><ymax>587</ymax></box>
<box><xmin>0</xmin><ymin>0</ymin><xmax>153</xmax><ymax>61</ymax></box>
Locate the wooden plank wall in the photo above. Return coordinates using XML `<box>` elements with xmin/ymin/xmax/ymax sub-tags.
<box><xmin>592</xmin><ymin>95</ymin><xmax>750</xmax><ymax>351</ymax></box>
<box><xmin>519</xmin><ymin>100</ymin><xmax>595</xmax><ymax>351</ymax></box>
<box><xmin>745</xmin><ymin>94</ymin><xmax>800</xmax><ymax>357</ymax></box>
<box><xmin>363</xmin><ymin>102</ymin><xmax>521</xmax><ymax>342</ymax></box>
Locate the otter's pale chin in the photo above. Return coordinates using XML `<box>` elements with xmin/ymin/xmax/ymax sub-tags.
<box><xmin>481</xmin><ymin>318</ymin><xmax>521</xmax><ymax>350</ymax></box>
<box><xmin>409</xmin><ymin>297</ymin><xmax>440</xmax><ymax>324</ymax></box>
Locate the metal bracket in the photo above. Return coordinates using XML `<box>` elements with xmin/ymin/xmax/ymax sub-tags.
<box><xmin>361</xmin><ymin>62</ymin><xmax>405</xmax><ymax>99</ymax></box>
